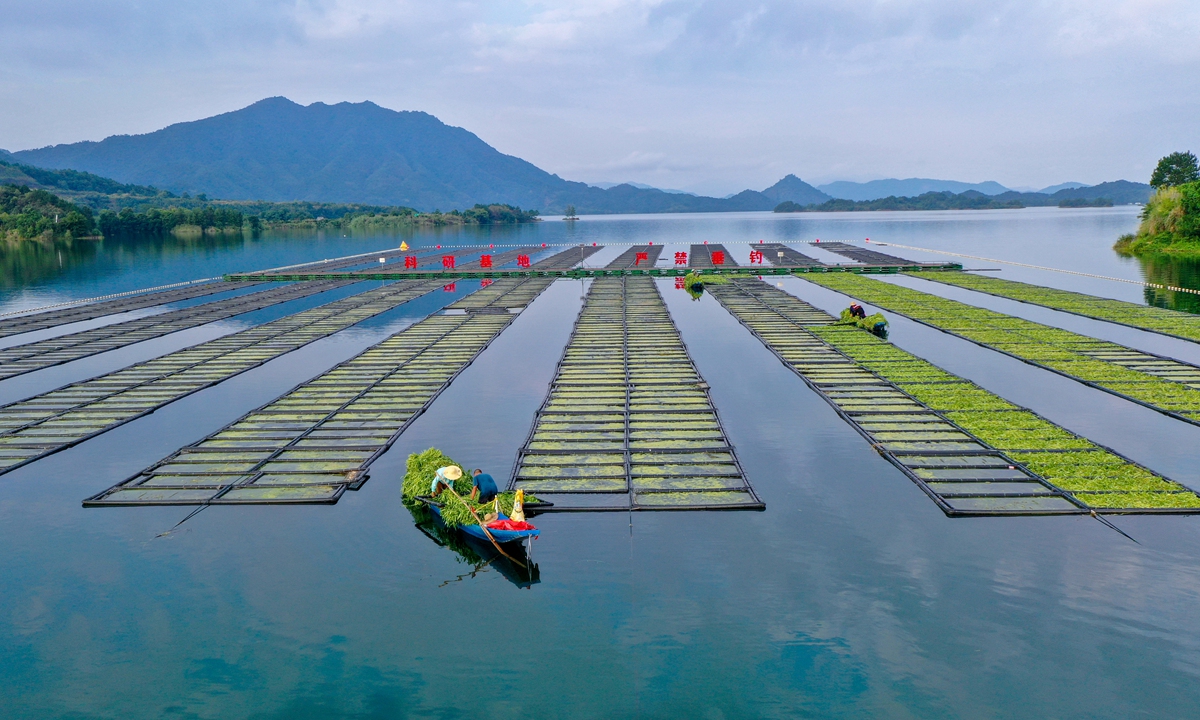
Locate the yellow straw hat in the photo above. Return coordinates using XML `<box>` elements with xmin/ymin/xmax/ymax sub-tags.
<box><xmin>442</xmin><ymin>465</ymin><xmax>463</xmax><ymax>480</ymax></box>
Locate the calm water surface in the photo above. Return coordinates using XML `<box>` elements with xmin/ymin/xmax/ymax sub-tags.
<box><xmin>3</xmin><ymin>208</ymin><xmax>1200</xmax><ymax>719</ymax></box>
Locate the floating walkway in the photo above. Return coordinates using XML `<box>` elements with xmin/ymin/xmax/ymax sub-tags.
<box><xmin>0</xmin><ymin>280</ymin><xmax>354</xmax><ymax>381</ymax></box>
<box><xmin>0</xmin><ymin>280</ymin><xmax>445</xmax><ymax>476</ymax></box>
<box><xmin>85</xmin><ymin>278</ymin><xmax>555</xmax><ymax>506</ymax></box>
<box><xmin>507</xmin><ymin>273</ymin><xmax>761</xmax><ymax>511</ymax></box>
<box><xmin>84</xmin><ymin>247</ymin><xmax>595</xmax><ymax>505</ymax></box>
<box><xmin>707</xmin><ymin>279</ymin><xmax>1200</xmax><ymax>513</ymax></box>
<box><xmin>0</xmin><ymin>280</ymin><xmax>262</xmax><ymax>340</ymax></box>
<box><xmin>910</xmin><ymin>271</ymin><xmax>1200</xmax><ymax>344</ymax></box>
<box><xmin>805</xmin><ymin>274</ymin><xmax>1200</xmax><ymax>426</ymax></box>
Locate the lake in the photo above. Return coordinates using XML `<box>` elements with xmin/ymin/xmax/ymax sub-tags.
<box><xmin>4</xmin><ymin>206</ymin><xmax>1200</xmax><ymax>718</ymax></box>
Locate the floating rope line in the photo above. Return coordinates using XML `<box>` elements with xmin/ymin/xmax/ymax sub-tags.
<box><xmin>866</xmin><ymin>240</ymin><xmax>1200</xmax><ymax>297</ymax></box>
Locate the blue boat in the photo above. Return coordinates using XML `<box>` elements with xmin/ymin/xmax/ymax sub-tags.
<box><xmin>423</xmin><ymin>501</ymin><xmax>540</xmax><ymax>544</ymax></box>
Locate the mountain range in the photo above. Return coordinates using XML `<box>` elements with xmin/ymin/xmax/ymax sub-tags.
<box><xmin>6</xmin><ymin>97</ymin><xmax>1152</xmax><ymax>213</ymax></box>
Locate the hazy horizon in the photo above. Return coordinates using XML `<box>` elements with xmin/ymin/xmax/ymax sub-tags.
<box><xmin>2</xmin><ymin>1</ymin><xmax>1197</xmax><ymax>196</ymax></box>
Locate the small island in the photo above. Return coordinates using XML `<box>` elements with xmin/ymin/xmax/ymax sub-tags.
<box><xmin>1114</xmin><ymin>152</ymin><xmax>1200</xmax><ymax>256</ymax></box>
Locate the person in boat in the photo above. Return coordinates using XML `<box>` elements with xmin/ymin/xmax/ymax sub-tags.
<box><xmin>470</xmin><ymin>468</ymin><xmax>498</xmax><ymax>503</ymax></box>
<box><xmin>849</xmin><ymin>303</ymin><xmax>867</xmax><ymax>319</ymax></box>
<box><xmin>430</xmin><ymin>465</ymin><xmax>463</xmax><ymax>497</ymax></box>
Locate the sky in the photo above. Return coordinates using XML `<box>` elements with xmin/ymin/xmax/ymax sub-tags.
<box><xmin>1</xmin><ymin>0</ymin><xmax>1198</xmax><ymax>196</ymax></box>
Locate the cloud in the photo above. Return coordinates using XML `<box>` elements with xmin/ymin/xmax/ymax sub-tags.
<box><xmin>1</xmin><ymin>0</ymin><xmax>1197</xmax><ymax>190</ymax></box>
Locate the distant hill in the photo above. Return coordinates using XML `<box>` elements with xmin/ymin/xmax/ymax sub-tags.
<box><xmin>817</xmin><ymin>178</ymin><xmax>1012</xmax><ymax>201</ymax></box>
<box><xmin>777</xmin><ymin>182</ymin><xmax>1153</xmax><ymax>213</ymax></box>
<box><xmin>11</xmin><ymin>97</ymin><xmax>823</xmax><ymax>215</ymax></box>
<box><xmin>1039</xmin><ymin>181</ymin><xmax>1087</xmax><ymax>194</ymax></box>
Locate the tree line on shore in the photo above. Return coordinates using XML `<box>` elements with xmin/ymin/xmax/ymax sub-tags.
<box><xmin>1114</xmin><ymin>152</ymin><xmax>1200</xmax><ymax>257</ymax></box>
<box><xmin>1</xmin><ymin>182</ymin><xmax>540</xmax><ymax>242</ymax></box>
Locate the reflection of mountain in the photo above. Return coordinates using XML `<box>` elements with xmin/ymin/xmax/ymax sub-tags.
<box><xmin>1138</xmin><ymin>255</ymin><xmax>1200</xmax><ymax>314</ymax></box>
<box><xmin>406</xmin><ymin>504</ymin><xmax>540</xmax><ymax>588</ymax></box>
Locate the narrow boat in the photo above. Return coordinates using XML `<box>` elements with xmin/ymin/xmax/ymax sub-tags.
<box><xmin>415</xmin><ymin>495</ymin><xmax>541</xmax><ymax>544</ymax></box>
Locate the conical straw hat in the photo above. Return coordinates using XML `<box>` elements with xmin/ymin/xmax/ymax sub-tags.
<box><xmin>442</xmin><ymin>465</ymin><xmax>463</xmax><ymax>480</ymax></box>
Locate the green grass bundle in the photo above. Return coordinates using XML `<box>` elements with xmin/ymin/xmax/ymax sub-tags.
<box><xmin>401</xmin><ymin>447</ymin><xmax>535</xmax><ymax>528</ymax></box>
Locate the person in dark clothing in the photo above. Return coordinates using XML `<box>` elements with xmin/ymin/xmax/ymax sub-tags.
<box><xmin>849</xmin><ymin>303</ymin><xmax>866</xmax><ymax>319</ymax></box>
<box><xmin>470</xmin><ymin>468</ymin><xmax>498</xmax><ymax>502</ymax></box>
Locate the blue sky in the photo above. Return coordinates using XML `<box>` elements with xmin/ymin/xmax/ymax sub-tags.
<box><xmin>1</xmin><ymin>0</ymin><xmax>1197</xmax><ymax>195</ymax></box>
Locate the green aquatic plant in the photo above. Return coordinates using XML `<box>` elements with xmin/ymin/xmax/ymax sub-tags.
<box><xmin>805</xmin><ymin>272</ymin><xmax>1200</xmax><ymax>423</ymax></box>
<box><xmin>402</xmin><ymin>447</ymin><xmax>533</xmax><ymax>528</ymax></box>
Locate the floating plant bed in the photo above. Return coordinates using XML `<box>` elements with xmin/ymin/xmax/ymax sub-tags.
<box><xmin>811</xmin><ymin>241</ymin><xmax>945</xmax><ymax>267</ymax></box>
<box><xmin>0</xmin><ymin>280</ymin><xmax>445</xmax><ymax>477</ymax></box>
<box><xmin>0</xmin><ymin>279</ymin><xmax>358</xmax><ymax>382</ymax></box>
<box><xmin>805</xmin><ymin>274</ymin><xmax>1200</xmax><ymax>425</ymax></box>
<box><xmin>758</xmin><ymin>243</ymin><xmax>825</xmax><ymax>267</ymax></box>
<box><xmin>0</xmin><ymin>279</ymin><xmax>265</xmax><ymax>340</ymax></box>
<box><xmin>907</xmin><ymin>271</ymin><xmax>1200</xmax><ymax>344</ymax></box>
<box><xmin>707</xmin><ymin>278</ymin><xmax>1200</xmax><ymax>514</ymax></box>
<box><xmin>688</xmin><ymin>244</ymin><xmax>737</xmax><ymax>268</ymax></box>
<box><xmin>508</xmin><ymin>270</ymin><xmax>762</xmax><ymax>511</ymax></box>
<box><xmin>84</xmin><ymin>277</ymin><xmax>556</xmax><ymax>506</ymax></box>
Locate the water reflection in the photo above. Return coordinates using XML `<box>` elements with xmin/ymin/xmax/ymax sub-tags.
<box><xmin>406</xmin><ymin>504</ymin><xmax>540</xmax><ymax>589</ymax></box>
<box><xmin>1137</xmin><ymin>254</ymin><xmax>1200</xmax><ymax>314</ymax></box>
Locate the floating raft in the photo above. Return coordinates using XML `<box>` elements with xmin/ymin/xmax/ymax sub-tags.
<box><xmin>688</xmin><ymin>244</ymin><xmax>738</xmax><ymax>268</ymax></box>
<box><xmin>85</xmin><ymin>277</ymin><xmax>555</xmax><ymax>506</ymax></box>
<box><xmin>707</xmin><ymin>278</ymin><xmax>1200</xmax><ymax>514</ymax></box>
<box><xmin>813</xmin><ymin>241</ymin><xmax>946</xmax><ymax>267</ymax></box>
<box><xmin>758</xmin><ymin>243</ymin><xmax>824</xmax><ymax>267</ymax></box>
<box><xmin>910</xmin><ymin>271</ymin><xmax>1200</xmax><ymax>344</ymax></box>
<box><xmin>805</xmin><ymin>273</ymin><xmax>1200</xmax><ymax>426</ymax></box>
<box><xmin>0</xmin><ymin>279</ymin><xmax>445</xmax><ymax>477</ymax></box>
<box><xmin>83</xmin><ymin>246</ymin><xmax>594</xmax><ymax>505</ymax></box>
<box><xmin>0</xmin><ymin>280</ymin><xmax>263</xmax><ymax>340</ymax></box>
<box><xmin>508</xmin><ymin>274</ymin><xmax>762</xmax><ymax>511</ymax></box>
<box><xmin>0</xmin><ymin>279</ymin><xmax>357</xmax><ymax>381</ymax></box>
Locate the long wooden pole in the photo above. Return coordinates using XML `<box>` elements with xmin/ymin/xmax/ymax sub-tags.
<box><xmin>444</xmin><ymin>486</ymin><xmax>527</xmax><ymax>569</ymax></box>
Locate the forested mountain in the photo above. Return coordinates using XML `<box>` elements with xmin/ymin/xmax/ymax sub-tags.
<box><xmin>12</xmin><ymin>98</ymin><xmax>825</xmax><ymax>214</ymax></box>
<box><xmin>9</xmin><ymin>97</ymin><xmax>1151</xmax><ymax>214</ymax></box>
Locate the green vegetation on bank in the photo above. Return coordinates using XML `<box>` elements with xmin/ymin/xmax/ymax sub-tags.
<box><xmin>1115</xmin><ymin>152</ymin><xmax>1200</xmax><ymax>256</ymax></box>
<box><xmin>2</xmin><ymin>177</ymin><xmax>539</xmax><ymax>241</ymax></box>
<box><xmin>0</xmin><ymin>185</ymin><xmax>97</xmax><ymax>240</ymax></box>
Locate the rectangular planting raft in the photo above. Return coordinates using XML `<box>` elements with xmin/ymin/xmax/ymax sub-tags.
<box><xmin>508</xmin><ymin>274</ymin><xmax>762</xmax><ymax>511</ymax></box>
<box><xmin>0</xmin><ymin>279</ymin><xmax>358</xmax><ymax>381</ymax></box>
<box><xmin>84</xmin><ymin>277</ymin><xmax>555</xmax><ymax>505</ymax></box>
<box><xmin>907</xmin><ymin>271</ymin><xmax>1200</xmax><ymax>344</ymax></box>
<box><xmin>706</xmin><ymin>278</ymin><xmax>1200</xmax><ymax>514</ymax></box>
<box><xmin>804</xmin><ymin>273</ymin><xmax>1200</xmax><ymax>426</ymax></box>
<box><xmin>0</xmin><ymin>279</ymin><xmax>264</xmax><ymax>340</ymax></box>
<box><xmin>0</xmin><ymin>279</ymin><xmax>446</xmax><ymax>477</ymax></box>
<box><xmin>82</xmin><ymin>247</ymin><xmax>597</xmax><ymax>505</ymax></box>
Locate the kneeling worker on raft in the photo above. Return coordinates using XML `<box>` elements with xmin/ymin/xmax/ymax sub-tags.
<box><xmin>849</xmin><ymin>302</ymin><xmax>867</xmax><ymax>319</ymax></box>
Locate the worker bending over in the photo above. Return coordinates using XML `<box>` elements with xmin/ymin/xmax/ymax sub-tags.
<box><xmin>430</xmin><ymin>465</ymin><xmax>463</xmax><ymax>496</ymax></box>
<box><xmin>471</xmin><ymin>468</ymin><xmax>498</xmax><ymax>502</ymax></box>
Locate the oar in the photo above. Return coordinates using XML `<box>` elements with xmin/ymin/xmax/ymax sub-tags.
<box><xmin>443</xmin><ymin>486</ymin><xmax>527</xmax><ymax>569</ymax></box>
